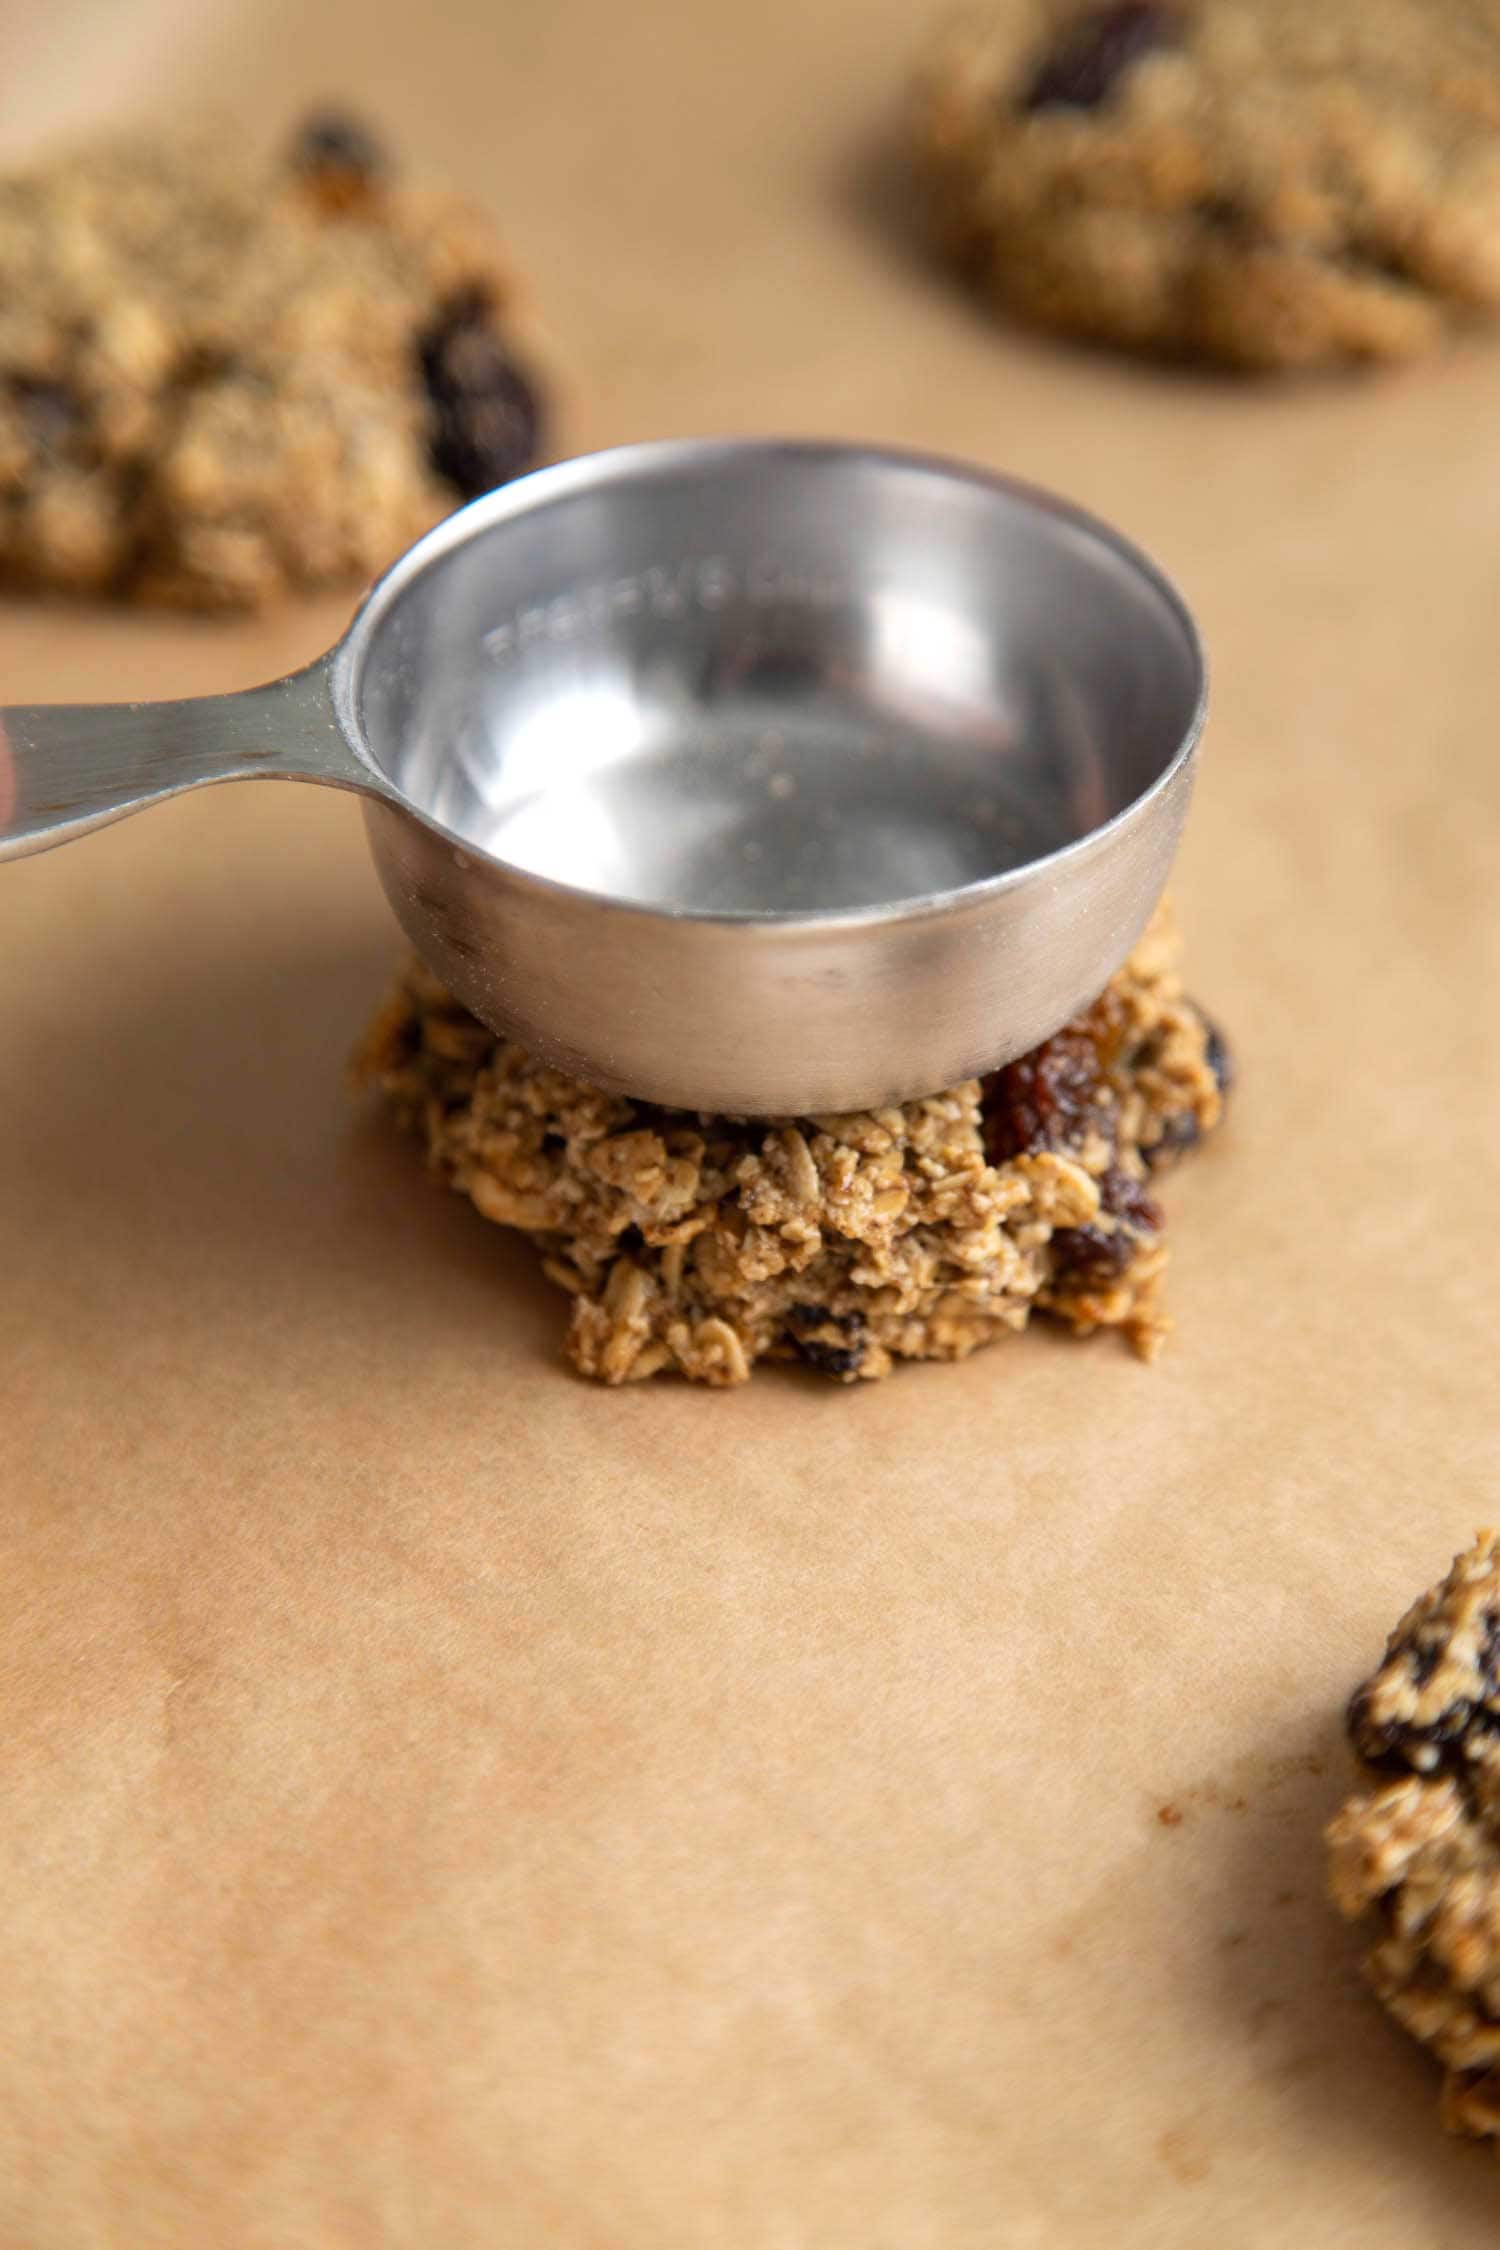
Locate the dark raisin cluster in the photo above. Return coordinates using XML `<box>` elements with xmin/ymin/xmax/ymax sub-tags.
<box><xmin>1049</xmin><ymin>1165</ymin><xmax>1163</xmax><ymax>1286</ymax></box>
<box><xmin>981</xmin><ymin>1027</ymin><xmax>1105</xmax><ymax>1165</ymax></box>
<box><xmin>785</xmin><ymin>1304</ymin><xmax>867</xmax><ymax>1380</ymax></box>
<box><xmin>288</xmin><ymin>109</ymin><xmax>389</xmax><ymax>214</ymax></box>
<box><xmin>1023</xmin><ymin>2</ymin><xmax>1181</xmax><ymax>113</ymax></box>
<box><xmin>418</xmin><ymin>288</ymin><xmax>542</xmax><ymax>500</ymax></box>
<box><xmin>1348</xmin><ymin>1612</ymin><xmax>1500</xmax><ymax>1780</ymax></box>
<box><xmin>11</xmin><ymin>375</ymin><xmax>82</xmax><ymax>462</ymax></box>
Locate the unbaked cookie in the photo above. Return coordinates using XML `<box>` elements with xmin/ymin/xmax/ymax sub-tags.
<box><xmin>910</xmin><ymin>0</ymin><xmax>1500</xmax><ymax>369</ymax></box>
<box><xmin>354</xmin><ymin>905</ymin><xmax>1229</xmax><ymax>1387</ymax></box>
<box><xmin>0</xmin><ymin>115</ymin><xmax>545</xmax><ymax>605</ymax></box>
<box><xmin>1328</xmin><ymin>1534</ymin><xmax>1500</xmax><ymax>2141</ymax></box>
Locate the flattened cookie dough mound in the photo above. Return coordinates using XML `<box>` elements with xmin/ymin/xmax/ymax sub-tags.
<box><xmin>910</xmin><ymin>0</ymin><xmax>1500</xmax><ymax>369</ymax></box>
<box><xmin>355</xmin><ymin>905</ymin><xmax>1229</xmax><ymax>1387</ymax></box>
<box><xmin>0</xmin><ymin>114</ymin><xmax>545</xmax><ymax>605</ymax></box>
<box><xmin>1328</xmin><ymin>1534</ymin><xmax>1500</xmax><ymax>2141</ymax></box>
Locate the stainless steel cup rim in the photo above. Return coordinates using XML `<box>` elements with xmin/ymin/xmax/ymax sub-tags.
<box><xmin>331</xmin><ymin>435</ymin><xmax>1208</xmax><ymax>932</ymax></box>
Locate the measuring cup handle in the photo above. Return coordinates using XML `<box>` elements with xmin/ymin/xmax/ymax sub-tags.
<box><xmin>0</xmin><ymin>655</ymin><xmax>376</xmax><ymax>863</ymax></box>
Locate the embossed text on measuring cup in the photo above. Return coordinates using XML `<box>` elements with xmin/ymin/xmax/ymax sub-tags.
<box><xmin>481</xmin><ymin>555</ymin><xmax>851</xmax><ymax>666</ymax></box>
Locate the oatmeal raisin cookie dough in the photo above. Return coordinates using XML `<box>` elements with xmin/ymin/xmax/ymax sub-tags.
<box><xmin>910</xmin><ymin>0</ymin><xmax>1500</xmax><ymax>369</ymax></box>
<box><xmin>355</xmin><ymin>903</ymin><xmax>1229</xmax><ymax>1387</ymax></box>
<box><xmin>0</xmin><ymin>113</ymin><xmax>545</xmax><ymax>605</ymax></box>
<box><xmin>1328</xmin><ymin>1533</ymin><xmax>1500</xmax><ymax>2142</ymax></box>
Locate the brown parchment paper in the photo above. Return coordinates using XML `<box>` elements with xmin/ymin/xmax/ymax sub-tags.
<box><xmin>3</xmin><ymin>0</ymin><xmax>1500</xmax><ymax>2242</ymax></box>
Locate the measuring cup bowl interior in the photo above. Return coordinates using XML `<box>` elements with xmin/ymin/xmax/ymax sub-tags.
<box><xmin>345</xmin><ymin>441</ymin><xmax>1202</xmax><ymax>922</ymax></box>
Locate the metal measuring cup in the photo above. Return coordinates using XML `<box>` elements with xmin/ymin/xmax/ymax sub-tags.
<box><xmin>0</xmin><ymin>439</ymin><xmax>1205</xmax><ymax>1115</ymax></box>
